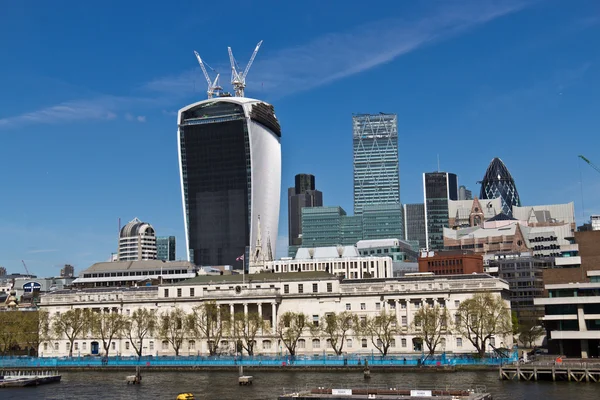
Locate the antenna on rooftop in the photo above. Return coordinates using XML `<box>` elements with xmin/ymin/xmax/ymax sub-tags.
<box><xmin>228</xmin><ymin>40</ymin><xmax>263</xmax><ymax>97</ymax></box>
<box><xmin>194</xmin><ymin>51</ymin><xmax>223</xmax><ymax>99</ymax></box>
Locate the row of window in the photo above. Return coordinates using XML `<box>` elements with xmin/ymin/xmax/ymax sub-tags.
<box><xmin>83</xmin><ymin>270</ymin><xmax>189</xmax><ymax>278</ymax></box>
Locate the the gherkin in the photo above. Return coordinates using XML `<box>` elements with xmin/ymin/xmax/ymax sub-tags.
<box><xmin>479</xmin><ymin>157</ymin><xmax>521</xmax><ymax>217</ymax></box>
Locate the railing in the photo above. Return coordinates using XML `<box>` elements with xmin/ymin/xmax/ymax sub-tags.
<box><xmin>0</xmin><ymin>353</ymin><xmax>516</xmax><ymax>368</ymax></box>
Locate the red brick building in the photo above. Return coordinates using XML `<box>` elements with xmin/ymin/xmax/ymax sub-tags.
<box><xmin>418</xmin><ymin>250</ymin><xmax>484</xmax><ymax>275</ymax></box>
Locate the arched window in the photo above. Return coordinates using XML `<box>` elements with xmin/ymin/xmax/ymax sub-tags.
<box><xmin>149</xmin><ymin>341</ymin><xmax>154</xmax><ymax>351</ymax></box>
<box><xmin>298</xmin><ymin>339</ymin><xmax>306</xmax><ymax>349</ymax></box>
<box><xmin>188</xmin><ymin>340</ymin><xmax>196</xmax><ymax>350</ymax></box>
<box><xmin>162</xmin><ymin>340</ymin><xmax>169</xmax><ymax>350</ymax></box>
<box><xmin>262</xmin><ymin>340</ymin><xmax>272</xmax><ymax>350</ymax></box>
<box><xmin>312</xmin><ymin>339</ymin><xmax>320</xmax><ymax>349</ymax></box>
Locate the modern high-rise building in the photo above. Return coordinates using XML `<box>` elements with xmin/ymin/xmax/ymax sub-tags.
<box><xmin>352</xmin><ymin>114</ymin><xmax>401</xmax><ymax>216</ymax></box>
<box><xmin>157</xmin><ymin>236</ymin><xmax>176</xmax><ymax>261</ymax></box>
<box><xmin>423</xmin><ymin>172</ymin><xmax>458</xmax><ymax>251</ymax></box>
<box><xmin>60</xmin><ymin>264</ymin><xmax>75</xmax><ymax>278</ymax></box>
<box><xmin>480</xmin><ymin>157</ymin><xmax>521</xmax><ymax>217</ymax></box>
<box><xmin>178</xmin><ymin>98</ymin><xmax>281</xmax><ymax>268</ymax></box>
<box><xmin>404</xmin><ymin>203</ymin><xmax>426</xmax><ymax>250</ymax></box>
<box><xmin>362</xmin><ymin>204</ymin><xmax>404</xmax><ymax>240</ymax></box>
<box><xmin>288</xmin><ymin>173</ymin><xmax>323</xmax><ymax>255</ymax></box>
<box><xmin>301</xmin><ymin>207</ymin><xmax>348</xmax><ymax>248</ymax></box>
<box><xmin>458</xmin><ymin>185</ymin><xmax>472</xmax><ymax>200</ymax></box>
<box><xmin>118</xmin><ymin>218</ymin><xmax>157</xmax><ymax>261</ymax></box>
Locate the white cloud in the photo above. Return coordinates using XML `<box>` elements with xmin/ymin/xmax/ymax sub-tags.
<box><xmin>136</xmin><ymin>115</ymin><xmax>146</xmax><ymax>123</ymax></box>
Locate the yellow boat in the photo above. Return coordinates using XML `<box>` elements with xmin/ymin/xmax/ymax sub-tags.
<box><xmin>176</xmin><ymin>394</ymin><xmax>195</xmax><ymax>400</ymax></box>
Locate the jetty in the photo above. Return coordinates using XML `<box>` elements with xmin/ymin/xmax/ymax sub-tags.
<box><xmin>278</xmin><ymin>386</ymin><xmax>492</xmax><ymax>400</ymax></box>
<box><xmin>499</xmin><ymin>360</ymin><xmax>600</xmax><ymax>382</ymax></box>
<box><xmin>0</xmin><ymin>370</ymin><xmax>62</xmax><ymax>388</ymax></box>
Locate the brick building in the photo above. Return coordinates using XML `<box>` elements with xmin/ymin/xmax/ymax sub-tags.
<box><xmin>543</xmin><ymin>230</ymin><xmax>600</xmax><ymax>285</ymax></box>
<box><xmin>418</xmin><ymin>250</ymin><xmax>483</xmax><ymax>276</ymax></box>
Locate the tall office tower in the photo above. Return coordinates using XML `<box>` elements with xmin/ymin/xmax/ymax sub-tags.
<box><xmin>157</xmin><ymin>236</ymin><xmax>176</xmax><ymax>261</ymax></box>
<box><xmin>178</xmin><ymin>98</ymin><xmax>281</xmax><ymax>268</ymax></box>
<box><xmin>352</xmin><ymin>114</ymin><xmax>401</xmax><ymax>217</ymax></box>
<box><xmin>404</xmin><ymin>203</ymin><xmax>427</xmax><ymax>250</ymax></box>
<box><xmin>362</xmin><ymin>204</ymin><xmax>404</xmax><ymax>240</ymax></box>
<box><xmin>118</xmin><ymin>218</ymin><xmax>157</xmax><ymax>261</ymax></box>
<box><xmin>423</xmin><ymin>172</ymin><xmax>458</xmax><ymax>251</ymax></box>
<box><xmin>458</xmin><ymin>185</ymin><xmax>472</xmax><ymax>200</ymax></box>
<box><xmin>60</xmin><ymin>264</ymin><xmax>75</xmax><ymax>278</ymax></box>
<box><xmin>288</xmin><ymin>174</ymin><xmax>323</xmax><ymax>254</ymax></box>
<box><xmin>480</xmin><ymin>157</ymin><xmax>521</xmax><ymax>217</ymax></box>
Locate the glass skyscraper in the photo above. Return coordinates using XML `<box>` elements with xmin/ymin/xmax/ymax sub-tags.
<box><xmin>288</xmin><ymin>173</ymin><xmax>323</xmax><ymax>257</ymax></box>
<box><xmin>352</xmin><ymin>114</ymin><xmax>401</xmax><ymax>217</ymax></box>
<box><xmin>178</xmin><ymin>98</ymin><xmax>281</xmax><ymax>267</ymax></box>
<box><xmin>362</xmin><ymin>203</ymin><xmax>404</xmax><ymax>240</ymax></box>
<box><xmin>423</xmin><ymin>172</ymin><xmax>458</xmax><ymax>251</ymax></box>
<box><xmin>157</xmin><ymin>236</ymin><xmax>176</xmax><ymax>261</ymax></box>
<box><xmin>403</xmin><ymin>203</ymin><xmax>426</xmax><ymax>250</ymax></box>
<box><xmin>479</xmin><ymin>157</ymin><xmax>521</xmax><ymax>217</ymax></box>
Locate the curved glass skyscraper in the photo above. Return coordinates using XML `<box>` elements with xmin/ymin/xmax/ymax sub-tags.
<box><xmin>178</xmin><ymin>98</ymin><xmax>281</xmax><ymax>268</ymax></box>
<box><xmin>479</xmin><ymin>157</ymin><xmax>521</xmax><ymax>217</ymax></box>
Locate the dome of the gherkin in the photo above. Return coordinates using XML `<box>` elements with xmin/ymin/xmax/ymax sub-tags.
<box><xmin>479</xmin><ymin>157</ymin><xmax>521</xmax><ymax>217</ymax></box>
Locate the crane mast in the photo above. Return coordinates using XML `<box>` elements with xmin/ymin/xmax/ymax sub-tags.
<box><xmin>228</xmin><ymin>40</ymin><xmax>263</xmax><ymax>97</ymax></box>
<box><xmin>193</xmin><ymin>51</ymin><xmax>223</xmax><ymax>99</ymax></box>
<box><xmin>579</xmin><ymin>155</ymin><xmax>600</xmax><ymax>175</ymax></box>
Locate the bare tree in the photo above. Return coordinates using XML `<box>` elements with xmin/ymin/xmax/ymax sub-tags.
<box><xmin>188</xmin><ymin>302</ymin><xmax>230</xmax><ymax>356</ymax></box>
<box><xmin>455</xmin><ymin>293</ymin><xmax>512</xmax><ymax>357</ymax></box>
<box><xmin>315</xmin><ymin>312</ymin><xmax>357</xmax><ymax>355</ymax></box>
<box><xmin>231</xmin><ymin>312</ymin><xmax>266</xmax><ymax>356</ymax></box>
<box><xmin>124</xmin><ymin>308</ymin><xmax>157</xmax><ymax>358</ymax></box>
<box><xmin>51</xmin><ymin>308</ymin><xmax>91</xmax><ymax>357</ymax></box>
<box><xmin>277</xmin><ymin>312</ymin><xmax>308</xmax><ymax>357</ymax></box>
<box><xmin>518</xmin><ymin>320</ymin><xmax>545</xmax><ymax>348</ymax></box>
<box><xmin>411</xmin><ymin>304</ymin><xmax>451</xmax><ymax>355</ymax></box>
<box><xmin>158</xmin><ymin>307</ymin><xmax>188</xmax><ymax>356</ymax></box>
<box><xmin>361</xmin><ymin>310</ymin><xmax>398</xmax><ymax>357</ymax></box>
<box><xmin>90</xmin><ymin>310</ymin><xmax>127</xmax><ymax>357</ymax></box>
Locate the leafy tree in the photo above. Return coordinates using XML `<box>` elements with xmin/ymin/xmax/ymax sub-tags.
<box><xmin>518</xmin><ymin>320</ymin><xmax>545</xmax><ymax>348</ymax></box>
<box><xmin>231</xmin><ymin>312</ymin><xmax>266</xmax><ymax>356</ymax></box>
<box><xmin>90</xmin><ymin>311</ymin><xmax>127</xmax><ymax>357</ymax></box>
<box><xmin>21</xmin><ymin>310</ymin><xmax>46</xmax><ymax>356</ymax></box>
<box><xmin>188</xmin><ymin>302</ymin><xmax>230</xmax><ymax>356</ymax></box>
<box><xmin>124</xmin><ymin>308</ymin><xmax>157</xmax><ymax>358</ymax></box>
<box><xmin>411</xmin><ymin>304</ymin><xmax>450</xmax><ymax>355</ymax></box>
<box><xmin>315</xmin><ymin>312</ymin><xmax>357</xmax><ymax>355</ymax></box>
<box><xmin>455</xmin><ymin>293</ymin><xmax>512</xmax><ymax>357</ymax></box>
<box><xmin>277</xmin><ymin>311</ymin><xmax>308</xmax><ymax>357</ymax></box>
<box><xmin>158</xmin><ymin>307</ymin><xmax>188</xmax><ymax>356</ymax></box>
<box><xmin>51</xmin><ymin>308</ymin><xmax>91</xmax><ymax>357</ymax></box>
<box><xmin>0</xmin><ymin>311</ymin><xmax>20</xmax><ymax>355</ymax></box>
<box><xmin>361</xmin><ymin>310</ymin><xmax>398</xmax><ymax>357</ymax></box>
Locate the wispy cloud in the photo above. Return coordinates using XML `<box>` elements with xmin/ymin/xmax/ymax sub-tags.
<box><xmin>125</xmin><ymin>113</ymin><xmax>147</xmax><ymax>123</ymax></box>
<box><xmin>0</xmin><ymin>0</ymin><xmax>532</xmax><ymax>128</ymax></box>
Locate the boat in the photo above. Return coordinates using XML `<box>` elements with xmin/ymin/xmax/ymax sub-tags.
<box><xmin>278</xmin><ymin>386</ymin><xmax>492</xmax><ymax>399</ymax></box>
<box><xmin>176</xmin><ymin>394</ymin><xmax>195</xmax><ymax>400</ymax></box>
<box><xmin>0</xmin><ymin>370</ymin><xmax>62</xmax><ymax>388</ymax></box>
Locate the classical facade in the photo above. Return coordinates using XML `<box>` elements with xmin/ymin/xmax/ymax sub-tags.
<box><xmin>39</xmin><ymin>272</ymin><xmax>511</xmax><ymax>357</ymax></box>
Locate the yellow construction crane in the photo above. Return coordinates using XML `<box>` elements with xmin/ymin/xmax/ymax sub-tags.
<box><xmin>579</xmin><ymin>155</ymin><xmax>600</xmax><ymax>175</ymax></box>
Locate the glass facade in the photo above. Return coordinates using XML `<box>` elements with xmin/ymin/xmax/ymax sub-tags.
<box><xmin>301</xmin><ymin>207</ymin><xmax>346</xmax><ymax>248</ymax></box>
<box><xmin>403</xmin><ymin>203</ymin><xmax>426</xmax><ymax>250</ymax></box>
<box><xmin>352</xmin><ymin>114</ymin><xmax>401</xmax><ymax>216</ymax></box>
<box><xmin>157</xmin><ymin>236</ymin><xmax>176</xmax><ymax>261</ymax></box>
<box><xmin>424</xmin><ymin>172</ymin><xmax>458</xmax><ymax>251</ymax></box>
<box><xmin>340</xmin><ymin>216</ymin><xmax>363</xmax><ymax>245</ymax></box>
<box><xmin>288</xmin><ymin>174</ymin><xmax>323</xmax><ymax>252</ymax></box>
<box><xmin>362</xmin><ymin>204</ymin><xmax>404</xmax><ymax>240</ymax></box>
<box><xmin>179</xmin><ymin>102</ymin><xmax>250</xmax><ymax>267</ymax></box>
<box><xmin>479</xmin><ymin>158</ymin><xmax>521</xmax><ymax>217</ymax></box>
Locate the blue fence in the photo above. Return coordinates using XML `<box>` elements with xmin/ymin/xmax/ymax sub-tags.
<box><xmin>0</xmin><ymin>353</ymin><xmax>517</xmax><ymax>368</ymax></box>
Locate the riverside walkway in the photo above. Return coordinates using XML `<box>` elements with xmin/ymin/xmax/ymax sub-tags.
<box><xmin>499</xmin><ymin>360</ymin><xmax>600</xmax><ymax>382</ymax></box>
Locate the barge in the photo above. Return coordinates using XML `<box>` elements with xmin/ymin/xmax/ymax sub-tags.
<box><xmin>278</xmin><ymin>386</ymin><xmax>492</xmax><ymax>400</ymax></box>
<box><xmin>0</xmin><ymin>370</ymin><xmax>62</xmax><ymax>388</ymax></box>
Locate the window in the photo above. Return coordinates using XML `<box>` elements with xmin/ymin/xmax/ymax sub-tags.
<box><xmin>43</xmin><ymin>343</ymin><xmax>48</xmax><ymax>351</ymax></box>
<box><xmin>312</xmin><ymin>283</ymin><xmax>318</xmax><ymax>293</ymax></box>
<box><xmin>298</xmin><ymin>284</ymin><xmax>304</xmax><ymax>293</ymax></box>
<box><xmin>414</xmin><ymin>302</ymin><xmax>421</xmax><ymax>309</ymax></box>
<box><xmin>189</xmin><ymin>340</ymin><xmax>196</xmax><ymax>350</ymax></box>
<box><xmin>149</xmin><ymin>341</ymin><xmax>154</xmax><ymax>351</ymax></box>
<box><xmin>360</xmin><ymin>303</ymin><xmax>366</xmax><ymax>310</ymax></box>
<box><xmin>82</xmin><ymin>342</ymin><xmax>87</xmax><ymax>350</ymax></box>
<box><xmin>162</xmin><ymin>341</ymin><xmax>169</xmax><ymax>350</ymax></box>
<box><xmin>177</xmin><ymin>288</ymin><xmax>182</xmax><ymax>297</ymax></box>
<box><xmin>360</xmin><ymin>316</ymin><xmax>367</xmax><ymax>327</ymax></box>
<box><xmin>456</xmin><ymin>338</ymin><xmax>463</xmax><ymax>347</ymax></box>
<box><xmin>346</xmin><ymin>338</ymin><xmax>353</xmax><ymax>348</ymax></box>
<box><xmin>401</xmin><ymin>338</ymin><xmax>407</xmax><ymax>347</ymax></box>
<box><xmin>455</xmin><ymin>300</ymin><xmax>460</xmax><ymax>308</ymax></box>
<box><xmin>263</xmin><ymin>340</ymin><xmax>272</xmax><ymax>349</ymax></box>
<box><xmin>66</xmin><ymin>343</ymin><xmax>71</xmax><ymax>351</ymax></box>
<box><xmin>490</xmin><ymin>337</ymin><xmax>496</xmax><ymax>347</ymax></box>
<box><xmin>391</xmin><ymin>339</ymin><xmax>396</xmax><ymax>347</ymax></box>
<box><xmin>54</xmin><ymin>342</ymin><xmax>59</xmax><ymax>351</ymax></box>
<box><xmin>455</xmin><ymin>313</ymin><xmax>461</xmax><ymax>326</ymax></box>
<box><xmin>401</xmin><ymin>316</ymin><xmax>407</xmax><ymax>326</ymax></box>
<box><xmin>164</xmin><ymin>289</ymin><xmax>169</xmax><ymax>297</ymax></box>
<box><xmin>375</xmin><ymin>302</ymin><xmax>381</xmax><ymax>311</ymax></box>
<box><xmin>190</xmin><ymin>288</ymin><xmax>195</xmax><ymax>297</ymax></box>
<box><xmin>125</xmin><ymin>342</ymin><xmax>130</xmax><ymax>350</ymax></box>
<box><xmin>74</xmin><ymin>342</ymin><xmax>79</xmax><ymax>351</ymax></box>
<box><xmin>361</xmin><ymin>339</ymin><xmax>368</xmax><ymax>348</ymax></box>
<box><xmin>284</xmin><ymin>284</ymin><xmax>289</xmax><ymax>294</ymax></box>
<box><xmin>327</xmin><ymin>283</ymin><xmax>332</xmax><ymax>293</ymax></box>
<box><xmin>112</xmin><ymin>342</ymin><xmax>116</xmax><ymax>350</ymax></box>
<box><xmin>312</xmin><ymin>315</ymin><xmax>319</xmax><ymax>327</ymax></box>
<box><xmin>346</xmin><ymin>303</ymin><xmax>351</xmax><ymax>311</ymax></box>
<box><xmin>298</xmin><ymin>339</ymin><xmax>306</xmax><ymax>349</ymax></box>
<box><xmin>312</xmin><ymin>339</ymin><xmax>320</xmax><ymax>349</ymax></box>
<box><xmin>401</xmin><ymin>302</ymin><xmax>406</xmax><ymax>309</ymax></box>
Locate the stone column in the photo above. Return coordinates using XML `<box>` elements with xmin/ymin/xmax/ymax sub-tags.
<box><xmin>257</xmin><ymin>303</ymin><xmax>263</xmax><ymax>320</ymax></box>
<box><xmin>394</xmin><ymin>300</ymin><xmax>401</xmax><ymax>327</ymax></box>
<box><xmin>243</xmin><ymin>303</ymin><xmax>249</xmax><ymax>317</ymax></box>
<box><xmin>271</xmin><ymin>303</ymin><xmax>277</xmax><ymax>332</ymax></box>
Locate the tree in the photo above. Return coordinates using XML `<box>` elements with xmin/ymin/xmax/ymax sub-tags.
<box><xmin>51</xmin><ymin>308</ymin><xmax>91</xmax><ymax>357</ymax></box>
<box><xmin>90</xmin><ymin>311</ymin><xmax>127</xmax><ymax>357</ymax></box>
<box><xmin>277</xmin><ymin>312</ymin><xmax>308</xmax><ymax>357</ymax></box>
<box><xmin>158</xmin><ymin>307</ymin><xmax>188</xmax><ymax>356</ymax></box>
<box><xmin>518</xmin><ymin>320</ymin><xmax>545</xmax><ymax>348</ymax></box>
<box><xmin>21</xmin><ymin>310</ymin><xmax>46</xmax><ymax>356</ymax></box>
<box><xmin>0</xmin><ymin>311</ymin><xmax>20</xmax><ymax>355</ymax></box>
<box><xmin>188</xmin><ymin>302</ymin><xmax>230</xmax><ymax>356</ymax></box>
<box><xmin>124</xmin><ymin>308</ymin><xmax>157</xmax><ymax>358</ymax></box>
<box><xmin>316</xmin><ymin>312</ymin><xmax>357</xmax><ymax>356</ymax></box>
<box><xmin>455</xmin><ymin>293</ymin><xmax>512</xmax><ymax>357</ymax></box>
<box><xmin>411</xmin><ymin>304</ymin><xmax>451</xmax><ymax>355</ymax></box>
<box><xmin>361</xmin><ymin>310</ymin><xmax>398</xmax><ymax>357</ymax></box>
<box><xmin>231</xmin><ymin>312</ymin><xmax>266</xmax><ymax>356</ymax></box>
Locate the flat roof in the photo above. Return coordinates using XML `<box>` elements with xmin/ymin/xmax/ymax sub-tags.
<box><xmin>174</xmin><ymin>271</ymin><xmax>337</xmax><ymax>285</ymax></box>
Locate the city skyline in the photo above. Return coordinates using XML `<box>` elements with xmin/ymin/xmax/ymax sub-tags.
<box><xmin>1</xmin><ymin>0</ymin><xmax>600</xmax><ymax>276</ymax></box>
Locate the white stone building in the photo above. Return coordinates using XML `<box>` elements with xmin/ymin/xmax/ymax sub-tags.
<box><xmin>39</xmin><ymin>272</ymin><xmax>511</xmax><ymax>358</ymax></box>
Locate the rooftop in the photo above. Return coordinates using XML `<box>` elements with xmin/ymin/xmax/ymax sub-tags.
<box><xmin>175</xmin><ymin>271</ymin><xmax>337</xmax><ymax>285</ymax></box>
<box><xmin>80</xmin><ymin>260</ymin><xmax>196</xmax><ymax>274</ymax></box>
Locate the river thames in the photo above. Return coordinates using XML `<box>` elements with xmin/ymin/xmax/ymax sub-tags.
<box><xmin>1</xmin><ymin>370</ymin><xmax>598</xmax><ymax>399</ymax></box>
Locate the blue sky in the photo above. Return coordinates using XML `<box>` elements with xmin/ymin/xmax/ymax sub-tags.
<box><xmin>1</xmin><ymin>0</ymin><xmax>599</xmax><ymax>277</ymax></box>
